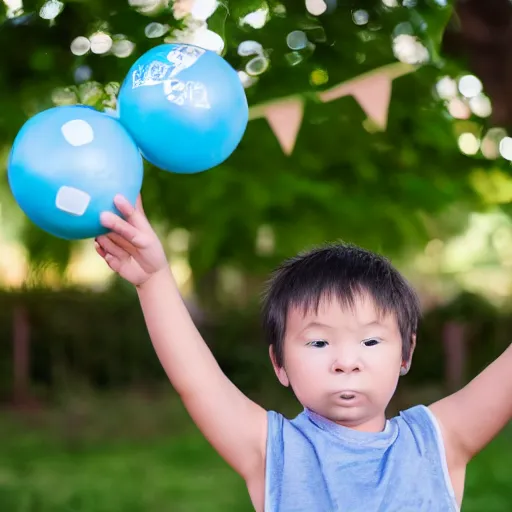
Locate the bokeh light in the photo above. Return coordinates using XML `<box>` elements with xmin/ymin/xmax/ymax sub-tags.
<box><xmin>240</xmin><ymin>5</ymin><xmax>269</xmax><ymax>29</ymax></box>
<box><xmin>499</xmin><ymin>137</ymin><xmax>512</xmax><ymax>161</ymax></box>
<box><xmin>392</xmin><ymin>34</ymin><xmax>429</xmax><ymax>64</ymax></box>
<box><xmin>458</xmin><ymin>133</ymin><xmax>480</xmax><ymax>156</ymax></box>
<box><xmin>458</xmin><ymin>75</ymin><xmax>483</xmax><ymax>98</ymax></box>
<box><xmin>39</xmin><ymin>0</ymin><xmax>64</xmax><ymax>20</ymax></box>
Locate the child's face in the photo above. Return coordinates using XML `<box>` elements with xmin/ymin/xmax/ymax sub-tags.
<box><xmin>272</xmin><ymin>294</ymin><xmax>406</xmax><ymax>432</ymax></box>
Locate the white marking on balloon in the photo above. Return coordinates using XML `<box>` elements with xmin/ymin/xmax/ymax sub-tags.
<box><xmin>131</xmin><ymin>45</ymin><xmax>206</xmax><ymax>90</ymax></box>
<box><xmin>55</xmin><ymin>186</ymin><xmax>91</xmax><ymax>216</ymax></box>
<box><xmin>166</xmin><ymin>45</ymin><xmax>205</xmax><ymax>76</ymax></box>
<box><xmin>132</xmin><ymin>61</ymin><xmax>172</xmax><ymax>88</ymax></box>
<box><xmin>61</xmin><ymin>119</ymin><xmax>94</xmax><ymax>146</ymax></box>
<box><xmin>163</xmin><ymin>79</ymin><xmax>211</xmax><ymax>108</ymax></box>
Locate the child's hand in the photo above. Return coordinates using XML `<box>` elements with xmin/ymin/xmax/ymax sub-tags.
<box><xmin>95</xmin><ymin>194</ymin><xmax>168</xmax><ymax>287</ymax></box>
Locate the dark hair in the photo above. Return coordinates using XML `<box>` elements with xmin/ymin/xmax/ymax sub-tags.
<box><xmin>261</xmin><ymin>242</ymin><xmax>421</xmax><ymax>368</ymax></box>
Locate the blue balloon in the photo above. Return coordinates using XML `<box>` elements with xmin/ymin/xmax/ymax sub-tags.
<box><xmin>8</xmin><ymin>105</ymin><xmax>144</xmax><ymax>240</ymax></box>
<box><xmin>117</xmin><ymin>43</ymin><xmax>248</xmax><ymax>174</ymax></box>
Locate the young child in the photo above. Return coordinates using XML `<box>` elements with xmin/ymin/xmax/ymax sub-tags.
<box><xmin>96</xmin><ymin>194</ymin><xmax>512</xmax><ymax>511</ymax></box>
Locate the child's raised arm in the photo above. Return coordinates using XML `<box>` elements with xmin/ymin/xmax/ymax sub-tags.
<box><xmin>96</xmin><ymin>195</ymin><xmax>268</xmax><ymax>484</ymax></box>
<box><xmin>430</xmin><ymin>343</ymin><xmax>512</xmax><ymax>469</ymax></box>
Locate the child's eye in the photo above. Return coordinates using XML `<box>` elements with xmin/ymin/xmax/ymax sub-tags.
<box><xmin>307</xmin><ymin>340</ymin><xmax>328</xmax><ymax>348</ymax></box>
<box><xmin>362</xmin><ymin>338</ymin><xmax>380</xmax><ymax>347</ymax></box>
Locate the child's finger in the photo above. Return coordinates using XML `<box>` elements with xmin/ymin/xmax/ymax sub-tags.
<box><xmin>96</xmin><ymin>234</ymin><xmax>130</xmax><ymax>260</ymax></box>
<box><xmin>95</xmin><ymin>240</ymin><xmax>121</xmax><ymax>272</ymax></box>
<box><xmin>94</xmin><ymin>241</ymin><xmax>106</xmax><ymax>258</ymax></box>
<box><xmin>104</xmin><ymin>253</ymin><xmax>122</xmax><ymax>273</ymax></box>
<box><xmin>100</xmin><ymin>211</ymin><xmax>146</xmax><ymax>248</ymax></box>
<box><xmin>114</xmin><ymin>195</ymin><xmax>148</xmax><ymax>231</ymax></box>
<box><xmin>136</xmin><ymin>195</ymin><xmax>145</xmax><ymax>214</ymax></box>
<box><xmin>106</xmin><ymin>232</ymin><xmax>139</xmax><ymax>257</ymax></box>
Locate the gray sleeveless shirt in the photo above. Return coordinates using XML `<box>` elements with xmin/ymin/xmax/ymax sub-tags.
<box><xmin>265</xmin><ymin>405</ymin><xmax>459</xmax><ymax>511</ymax></box>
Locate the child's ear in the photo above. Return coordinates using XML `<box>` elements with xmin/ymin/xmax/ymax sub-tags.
<box><xmin>401</xmin><ymin>333</ymin><xmax>417</xmax><ymax>376</ymax></box>
<box><xmin>269</xmin><ymin>345</ymin><xmax>290</xmax><ymax>387</ymax></box>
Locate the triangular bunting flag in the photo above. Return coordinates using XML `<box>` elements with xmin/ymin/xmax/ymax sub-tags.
<box><xmin>319</xmin><ymin>73</ymin><xmax>392</xmax><ymax>129</ymax></box>
<box><xmin>317</xmin><ymin>62</ymin><xmax>416</xmax><ymax>130</ymax></box>
<box><xmin>351</xmin><ymin>74</ymin><xmax>392</xmax><ymax>130</ymax></box>
<box><xmin>263</xmin><ymin>99</ymin><xmax>304</xmax><ymax>155</ymax></box>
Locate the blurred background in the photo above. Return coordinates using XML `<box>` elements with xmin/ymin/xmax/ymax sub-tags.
<box><xmin>1</xmin><ymin>0</ymin><xmax>512</xmax><ymax>510</ymax></box>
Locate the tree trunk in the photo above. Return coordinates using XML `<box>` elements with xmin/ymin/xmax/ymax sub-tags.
<box><xmin>442</xmin><ymin>320</ymin><xmax>467</xmax><ymax>394</ymax></box>
<box><xmin>12</xmin><ymin>303</ymin><xmax>32</xmax><ymax>407</ymax></box>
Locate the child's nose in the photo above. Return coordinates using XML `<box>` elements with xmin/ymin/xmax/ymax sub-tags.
<box><xmin>330</xmin><ymin>355</ymin><xmax>362</xmax><ymax>373</ymax></box>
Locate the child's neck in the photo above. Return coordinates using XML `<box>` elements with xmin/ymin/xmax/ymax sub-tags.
<box><xmin>305</xmin><ymin>408</ymin><xmax>388</xmax><ymax>434</ymax></box>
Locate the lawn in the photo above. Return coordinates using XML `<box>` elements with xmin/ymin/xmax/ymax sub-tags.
<box><xmin>0</xmin><ymin>389</ymin><xmax>511</xmax><ymax>511</ymax></box>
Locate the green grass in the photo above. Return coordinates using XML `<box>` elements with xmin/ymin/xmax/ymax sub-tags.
<box><xmin>1</xmin><ymin>388</ymin><xmax>511</xmax><ymax>511</ymax></box>
<box><xmin>0</xmin><ymin>390</ymin><xmax>253</xmax><ymax>512</ymax></box>
<box><xmin>464</xmin><ymin>427</ymin><xmax>512</xmax><ymax>512</ymax></box>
